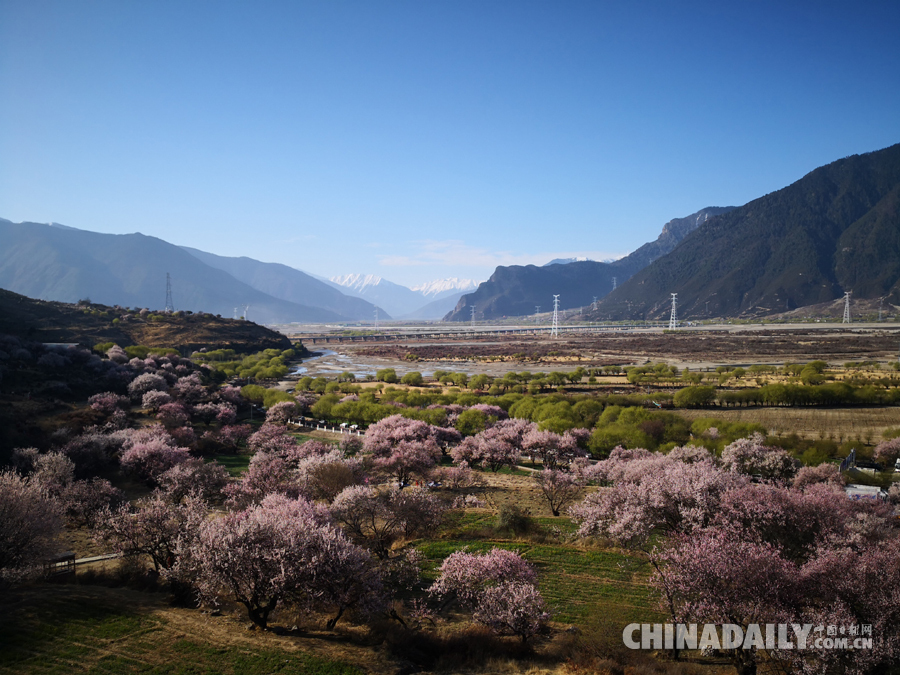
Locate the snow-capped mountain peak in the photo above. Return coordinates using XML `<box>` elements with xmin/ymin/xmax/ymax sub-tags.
<box><xmin>327</xmin><ymin>274</ymin><xmax>482</xmax><ymax>319</ymax></box>
<box><xmin>330</xmin><ymin>273</ymin><xmax>385</xmax><ymax>292</ymax></box>
<box><xmin>411</xmin><ymin>278</ymin><xmax>480</xmax><ymax>298</ymax></box>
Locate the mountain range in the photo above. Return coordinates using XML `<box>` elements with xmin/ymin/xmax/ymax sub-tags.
<box><xmin>443</xmin><ymin>207</ymin><xmax>734</xmax><ymax>320</ymax></box>
<box><xmin>179</xmin><ymin>247</ymin><xmax>384</xmax><ymax>320</ymax></box>
<box><xmin>589</xmin><ymin>143</ymin><xmax>900</xmax><ymax>320</ymax></box>
<box><xmin>0</xmin><ymin>220</ymin><xmax>349</xmax><ymax>325</ymax></box>
<box><xmin>3</xmin><ymin>143</ymin><xmax>898</xmax><ymax>325</ymax></box>
<box><xmin>328</xmin><ymin>274</ymin><xmax>479</xmax><ymax>318</ymax></box>
<box><xmin>0</xmin><ymin>219</ymin><xmax>481</xmax><ymax>323</ymax></box>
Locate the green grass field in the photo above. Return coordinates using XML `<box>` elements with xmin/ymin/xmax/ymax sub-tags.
<box><xmin>0</xmin><ymin>587</ymin><xmax>360</xmax><ymax>675</ymax></box>
<box><xmin>209</xmin><ymin>453</ymin><xmax>252</xmax><ymax>476</ymax></box>
<box><xmin>415</xmin><ymin>539</ymin><xmax>665</xmax><ymax>625</ymax></box>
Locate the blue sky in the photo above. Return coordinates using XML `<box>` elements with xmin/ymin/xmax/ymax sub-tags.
<box><xmin>2</xmin><ymin>0</ymin><xmax>899</xmax><ymax>287</ymax></box>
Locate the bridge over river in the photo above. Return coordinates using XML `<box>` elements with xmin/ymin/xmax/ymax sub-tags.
<box><xmin>289</xmin><ymin>323</ymin><xmax>660</xmax><ymax>345</ymax></box>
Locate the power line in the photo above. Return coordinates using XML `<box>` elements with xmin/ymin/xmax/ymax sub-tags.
<box><xmin>842</xmin><ymin>292</ymin><xmax>851</xmax><ymax>324</ymax></box>
<box><xmin>668</xmin><ymin>293</ymin><xmax>677</xmax><ymax>330</ymax></box>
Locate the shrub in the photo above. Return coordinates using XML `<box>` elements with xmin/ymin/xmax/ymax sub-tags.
<box><xmin>495</xmin><ymin>504</ymin><xmax>534</xmax><ymax>536</ymax></box>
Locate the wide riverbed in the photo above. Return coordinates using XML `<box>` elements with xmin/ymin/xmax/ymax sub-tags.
<box><xmin>291</xmin><ymin>347</ymin><xmax>563</xmax><ymax>380</ymax></box>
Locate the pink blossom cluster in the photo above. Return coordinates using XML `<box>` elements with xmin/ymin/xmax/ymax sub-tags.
<box><xmin>225</xmin><ymin>440</ymin><xmax>364</xmax><ymax>509</ymax></box>
<box><xmin>362</xmin><ymin>415</ymin><xmax>442</xmax><ymax>483</ymax></box>
<box><xmin>157</xmin><ymin>458</ymin><xmax>230</xmax><ymax>503</ymax></box>
<box><xmin>264</xmin><ymin>401</ymin><xmax>301</xmax><ymax>425</ymax></box>
<box><xmin>97</xmin><ymin>490</ymin><xmax>207</xmax><ymax>572</ymax></box>
<box><xmin>0</xmin><ymin>470</ymin><xmax>63</xmax><ymax>583</ymax></box>
<box><xmin>872</xmin><ymin>436</ymin><xmax>900</xmax><ymax>467</ymax></box>
<box><xmin>450</xmin><ymin>418</ymin><xmax>534</xmax><ymax>472</ymax></box>
<box><xmin>720</xmin><ymin>432</ymin><xmax>800</xmax><ymax>481</ymax></box>
<box><xmin>156</xmin><ymin>402</ymin><xmax>190</xmax><ymax>427</ymax></box>
<box><xmin>429</xmin><ymin>547</ymin><xmax>548</xmax><ymax>643</ymax></box>
<box><xmin>26</xmin><ymin>451</ymin><xmax>122</xmax><ymax>526</ymax></box>
<box><xmin>570</xmin><ymin>452</ymin><xmax>746</xmax><ymax>546</ymax></box>
<box><xmin>654</xmin><ymin>483</ymin><xmax>900</xmax><ymax>673</ymax></box>
<box><xmin>295</xmin><ymin>450</ymin><xmax>366</xmax><ymax>502</ymax></box>
<box><xmin>792</xmin><ymin>462</ymin><xmax>846</xmax><ymax>490</ymax></box>
<box><xmin>119</xmin><ymin>425</ymin><xmax>192</xmax><ymax>484</ymax></box>
<box><xmin>569</xmin><ymin>438</ymin><xmax>900</xmax><ymax>673</ymax></box>
<box><xmin>192</xmin><ymin>401</ymin><xmax>237</xmax><ymax>426</ymax></box>
<box><xmin>177</xmin><ymin>494</ymin><xmax>383</xmax><ymax>629</ymax></box>
<box><xmin>88</xmin><ymin>391</ymin><xmax>130</xmax><ymax>414</ymax></box>
<box><xmin>521</xmin><ymin>428</ymin><xmax>587</xmax><ymax>469</ymax></box>
<box><xmin>247</xmin><ymin>423</ymin><xmax>299</xmax><ymax>456</ymax></box>
<box><xmin>536</xmin><ymin>468</ymin><xmax>585</xmax><ymax>516</ymax></box>
<box><xmin>330</xmin><ymin>485</ymin><xmax>446</xmax><ymax>559</ymax></box>
<box><xmin>171</xmin><ymin>373</ymin><xmax>205</xmax><ymax>403</ymax></box>
<box><xmin>127</xmin><ymin>372</ymin><xmax>169</xmax><ymax>401</ymax></box>
<box><xmin>141</xmin><ymin>389</ymin><xmax>173</xmax><ymax>411</ymax></box>
<box><xmin>434</xmin><ymin>461</ymin><xmax>480</xmax><ymax>490</ymax></box>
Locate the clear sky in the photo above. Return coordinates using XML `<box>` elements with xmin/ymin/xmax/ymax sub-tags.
<box><xmin>2</xmin><ymin>0</ymin><xmax>899</xmax><ymax>288</ymax></box>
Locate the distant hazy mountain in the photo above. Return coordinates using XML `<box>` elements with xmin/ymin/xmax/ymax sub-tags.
<box><xmin>328</xmin><ymin>274</ymin><xmax>425</xmax><ymax>317</ymax></box>
<box><xmin>410</xmin><ymin>278</ymin><xmax>480</xmax><ymax>299</ymax></box>
<box><xmin>401</xmin><ymin>290</ymin><xmax>471</xmax><ymax>320</ymax></box>
<box><xmin>0</xmin><ymin>220</ymin><xmax>347</xmax><ymax>324</ymax></box>
<box><xmin>591</xmin><ymin>143</ymin><xmax>900</xmax><ymax>320</ymax></box>
<box><xmin>181</xmin><ymin>247</ymin><xmax>390</xmax><ymax>320</ymax></box>
<box><xmin>543</xmin><ymin>257</ymin><xmax>594</xmax><ymax>266</ymax></box>
<box><xmin>444</xmin><ymin>206</ymin><xmax>734</xmax><ymax>321</ymax></box>
<box><xmin>327</xmin><ymin>274</ymin><xmax>479</xmax><ymax>319</ymax></box>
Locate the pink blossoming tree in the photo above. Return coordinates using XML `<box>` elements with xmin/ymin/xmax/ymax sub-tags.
<box><xmin>96</xmin><ymin>490</ymin><xmax>206</xmax><ymax>573</ymax></box>
<box><xmin>429</xmin><ymin>547</ymin><xmax>549</xmax><ymax>644</ymax></box>
<box><xmin>0</xmin><ymin>470</ymin><xmax>63</xmax><ymax>585</ymax></box>
<box><xmin>180</xmin><ymin>494</ymin><xmax>381</xmax><ymax>630</ymax></box>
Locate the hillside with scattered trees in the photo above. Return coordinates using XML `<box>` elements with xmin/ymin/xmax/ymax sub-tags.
<box><xmin>0</xmin><ymin>288</ymin><xmax>291</xmax><ymax>353</ymax></box>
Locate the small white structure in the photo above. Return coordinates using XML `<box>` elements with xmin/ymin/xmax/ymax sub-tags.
<box><xmin>844</xmin><ymin>484</ymin><xmax>888</xmax><ymax>502</ymax></box>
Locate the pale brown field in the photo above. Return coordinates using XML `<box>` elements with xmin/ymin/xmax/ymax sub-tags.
<box><xmin>678</xmin><ymin>406</ymin><xmax>900</xmax><ymax>441</ymax></box>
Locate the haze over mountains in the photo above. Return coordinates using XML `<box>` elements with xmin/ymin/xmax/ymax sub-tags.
<box><xmin>179</xmin><ymin>247</ymin><xmax>383</xmax><ymax>320</ymax></box>
<box><xmin>2</xmin><ymin>144</ymin><xmax>898</xmax><ymax>324</ymax></box>
<box><xmin>0</xmin><ymin>219</ymin><xmax>479</xmax><ymax>323</ymax></box>
<box><xmin>328</xmin><ymin>274</ymin><xmax>479</xmax><ymax>318</ymax></box>
<box><xmin>0</xmin><ymin>219</ymin><xmax>353</xmax><ymax>324</ymax></box>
